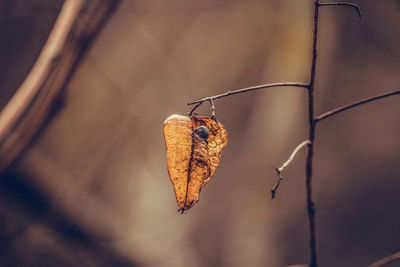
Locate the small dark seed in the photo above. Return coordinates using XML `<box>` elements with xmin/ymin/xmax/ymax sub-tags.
<box><xmin>194</xmin><ymin>126</ymin><xmax>209</xmax><ymax>140</ymax></box>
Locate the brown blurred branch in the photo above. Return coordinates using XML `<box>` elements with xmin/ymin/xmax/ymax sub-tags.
<box><xmin>0</xmin><ymin>0</ymin><xmax>84</xmax><ymax>142</ymax></box>
<box><xmin>319</xmin><ymin>2</ymin><xmax>362</xmax><ymax>18</ymax></box>
<box><xmin>271</xmin><ymin>140</ymin><xmax>311</xmax><ymax>199</ymax></box>
<box><xmin>314</xmin><ymin>90</ymin><xmax>400</xmax><ymax>123</ymax></box>
<box><xmin>368</xmin><ymin>251</ymin><xmax>400</xmax><ymax>267</ymax></box>
<box><xmin>0</xmin><ymin>0</ymin><xmax>119</xmax><ymax>171</ymax></box>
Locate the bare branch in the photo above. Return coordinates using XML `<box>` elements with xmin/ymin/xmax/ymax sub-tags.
<box><xmin>319</xmin><ymin>2</ymin><xmax>362</xmax><ymax>18</ymax></box>
<box><xmin>188</xmin><ymin>82</ymin><xmax>309</xmax><ymax>105</ymax></box>
<box><xmin>278</xmin><ymin>140</ymin><xmax>311</xmax><ymax>173</ymax></box>
<box><xmin>271</xmin><ymin>140</ymin><xmax>311</xmax><ymax>199</ymax></box>
<box><xmin>187</xmin><ymin>82</ymin><xmax>309</xmax><ymax>114</ymax></box>
<box><xmin>314</xmin><ymin>89</ymin><xmax>400</xmax><ymax>123</ymax></box>
<box><xmin>368</xmin><ymin>251</ymin><xmax>400</xmax><ymax>267</ymax></box>
<box><xmin>305</xmin><ymin>1</ymin><xmax>320</xmax><ymax>266</ymax></box>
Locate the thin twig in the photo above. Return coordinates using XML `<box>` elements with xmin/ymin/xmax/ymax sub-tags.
<box><xmin>368</xmin><ymin>251</ymin><xmax>400</xmax><ymax>267</ymax></box>
<box><xmin>188</xmin><ymin>102</ymin><xmax>202</xmax><ymax>117</ymax></box>
<box><xmin>208</xmin><ymin>99</ymin><xmax>216</xmax><ymax>119</ymax></box>
<box><xmin>314</xmin><ymin>90</ymin><xmax>400</xmax><ymax>123</ymax></box>
<box><xmin>187</xmin><ymin>82</ymin><xmax>309</xmax><ymax>114</ymax></box>
<box><xmin>188</xmin><ymin>82</ymin><xmax>309</xmax><ymax>104</ymax></box>
<box><xmin>319</xmin><ymin>2</ymin><xmax>362</xmax><ymax>18</ymax></box>
<box><xmin>278</xmin><ymin>140</ymin><xmax>312</xmax><ymax>173</ymax></box>
<box><xmin>271</xmin><ymin>140</ymin><xmax>311</xmax><ymax>199</ymax></box>
<box><xmin>271</xmin><ymin>171</ymin><xmax>283</xmax><ymax>200</ymax></box>
<box><xmin>306</xmin><ymin>1</ymin><xmax>320</xmax><ymax>266</ymax></box>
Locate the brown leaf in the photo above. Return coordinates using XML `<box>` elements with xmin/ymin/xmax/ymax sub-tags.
<box><xmin>163</xmin><ymin>114</ymin><xmax>227</xmax><ymax>212</ymax></box>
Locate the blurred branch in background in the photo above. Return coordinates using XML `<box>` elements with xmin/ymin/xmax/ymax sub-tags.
<box><xmin>0</xmin><ymin>0</ymin><xmax>119</xmax><ymax>171</ymax></box>
<box><xmin>368</xmin><ymin>251</ymin><xmax>400</xmax><ymax>267</ymax></box>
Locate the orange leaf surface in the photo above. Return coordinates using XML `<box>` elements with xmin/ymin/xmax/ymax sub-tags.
<box><xmin>163</xmin><ymin>114</ymin><xmax>227</xmax><ymax>212</ymax></box>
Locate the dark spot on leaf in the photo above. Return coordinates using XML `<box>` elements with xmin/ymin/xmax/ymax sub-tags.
<box><xmin>194</xmin><ymin>126</ymin><xmax>209</xmax><ymax>140</ymax></box>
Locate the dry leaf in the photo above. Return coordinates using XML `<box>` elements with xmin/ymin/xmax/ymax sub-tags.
<box><xmin>163</xmin><ymin>114</ymin><xmax>227</xmax><ymax>212</ymax></box>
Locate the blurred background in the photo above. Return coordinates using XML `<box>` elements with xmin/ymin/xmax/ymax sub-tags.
<box><xmin>0</xmin><ymin>0</ymin><xmax>399</xmax><ymax>266</ymax></box>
